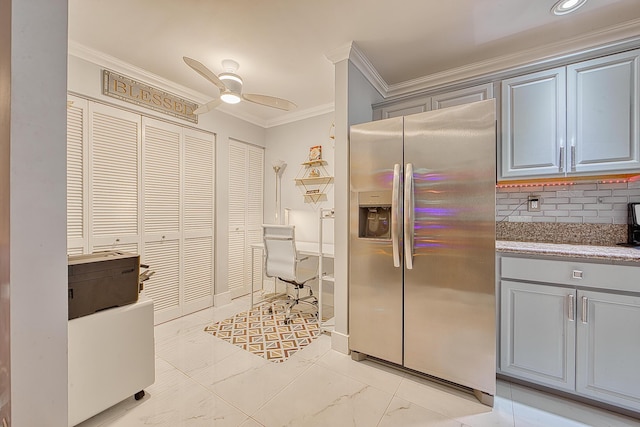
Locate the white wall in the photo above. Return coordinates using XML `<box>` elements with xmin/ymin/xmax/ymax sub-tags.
<box><xmin>264</xmin><ymin>112</ymin><xmax>335</xmax><ymax>243</ymax></box>
<box><xmin>10</xmin><ymin>0</ymin><xmax>69</xmax><ymax>425</ymax></box>
<box><xmin>67</xmin><ymin>54</ymin><xmax>266</xmax><ymax>304</ymax></box>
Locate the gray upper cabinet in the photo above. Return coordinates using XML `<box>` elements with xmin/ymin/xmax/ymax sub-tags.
<box><xmin>373</xmin><ymin>83</ymin><xmax>494</xmax><ymax>121</ymax></box>
<box><xmin>501</xmin><ymin>67</ymin><xmax>566</xmax><ymax>179</ymax></box>
<box><xmin>501</xmin><ymin>49</ymin><xmax>640</xmax><ymax>180</ymax></box>
<box><xmin>431</xmin><ymin>83</ymin><xmax>494</xmax><ymax>110</ymax></box>
<box><xmin>375</xmin><ymin>96</ymin><xmax>431</xmax><ymax>120</ymax></box>
<box><xmin>567</xmin><ymin>50</ymin><xmax>640</xmax><ymax>174</ymax></box>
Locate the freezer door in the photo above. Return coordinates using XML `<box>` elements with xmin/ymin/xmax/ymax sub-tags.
<box><xmin>349</xmin><ymin>117</ymin><xmax>404</xmax><ymax>365</ymax></box>
<box><xmin>403</xmin><ymin>99</ymin><xmax>497</xmax><ymax>395</ymax></box>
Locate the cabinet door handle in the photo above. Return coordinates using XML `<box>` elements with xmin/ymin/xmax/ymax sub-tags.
<box><xmin>570</xmin><ymin>145</ymin><xmax>576</xmax><ymax>171</ymax></box>
<box><xmin>568</xmin><ymin>294</ymin><xmax>575</xmax><ymax>321</ymax></box>
<box><xmin>581</xmin><ymin>296</ymin><xmax>588</xmax><ymax>324</ymax></box>
<box><xmin>559</xmin><ymin>146</ymin><xmax>565</xmax><ymax>172</ymax></box>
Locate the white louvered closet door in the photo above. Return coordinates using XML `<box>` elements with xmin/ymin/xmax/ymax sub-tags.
<box><xmin>89</xmin><ymin>103</ymin><xmax>141</xmax><ymax>255</ymax></box>
<box><xmin>183</xmin><ymin>128</ymin><xmax>215</xmax><ymax>314</ymax></box>
<box><xmin>67</xmin><ymin>96</ymin><xmax>88</xmax><ymax>256</ymax></box>
<box><xmin>228</xmin><ymin>140</ymin><xmax>264</xmax><ymax>298</ymax></box>
<box><xmin>142</xmin><ymin>117</ymin><xmax>182</xmax><ymax>323</ymax></box>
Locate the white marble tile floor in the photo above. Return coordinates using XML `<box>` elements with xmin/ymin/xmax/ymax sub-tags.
<box><xmin>77</xmin><ymin>296</ymin><xmax>640</xmax><ymax>427</ymax></box>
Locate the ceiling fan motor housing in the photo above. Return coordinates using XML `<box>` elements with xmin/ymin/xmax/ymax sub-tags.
<box><xmin>219</xmin><ymin>73</ymin><xmax>243</xmax><ymax>94</ymax></box>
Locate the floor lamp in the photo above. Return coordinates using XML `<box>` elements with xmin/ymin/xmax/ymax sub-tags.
<box><xmin>272</xmin><ymin>160</ymin><xmax>286</xmax><ymax>224</ymax></box>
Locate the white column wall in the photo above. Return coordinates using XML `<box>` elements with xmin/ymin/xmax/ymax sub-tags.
<box><xmin>331</xmin><ymin>58</ymin><xmax>384</xmax><ymax>353</ymax></box>
<box><xmin>10</xmin><ymin>0</ymin><xmax>69</xmax><ymax>425</ymax></box>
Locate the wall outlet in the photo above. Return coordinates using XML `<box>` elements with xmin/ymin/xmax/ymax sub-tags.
<box><xmin>528</xmin><ymin>195</ymin><xmax>541</xmax><ymax>212</ymax></box>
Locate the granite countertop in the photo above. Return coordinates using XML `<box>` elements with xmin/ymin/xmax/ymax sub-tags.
<box><xmin>496</xmin><ymin>240</ymin><xmax>640</xmax><ymax>263</ymax></box>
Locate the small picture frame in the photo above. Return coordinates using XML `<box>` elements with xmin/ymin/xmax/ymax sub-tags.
<box><xmin>308</xmin><ymin>145</ymin><xmax>322</xmax><ymax>161</ymax></box>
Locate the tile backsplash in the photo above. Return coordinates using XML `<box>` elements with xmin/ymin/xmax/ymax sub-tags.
<box><xmin>496</xmin><ymin>181</ymin><xmax>640</xmax><ymax>225</ymax></box>
<box><xmin>496</xmin><ymin>180</ymin><xmax>640</xmax><ymax>246</ymax></box>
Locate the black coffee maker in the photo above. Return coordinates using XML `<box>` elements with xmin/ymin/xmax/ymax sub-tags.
<box><xmin>628</xmin><ymin>203</ymin><xmax>640</xmax><ymax>246</ymax></box>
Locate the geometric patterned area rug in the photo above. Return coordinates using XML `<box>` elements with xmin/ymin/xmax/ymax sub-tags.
<box><xmin>204</xmin><ymin>302</ymin><xmax>321</xmax><ymax>363</ymax></box>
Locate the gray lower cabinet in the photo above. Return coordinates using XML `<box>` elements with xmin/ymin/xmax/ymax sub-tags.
<box><xmin>499</xmin><ymin>255</ymin><xmax>640</xmax><ymax>412</ymax></box>
<box><xmin>500</xmin><ymin>280</ymin><xmax>576</xmax><ymax>391</ymax></box>
<box><xmin>576</xmin><ymin>290</ymin><xmax>640</xmax><ymax>409</ymax></box>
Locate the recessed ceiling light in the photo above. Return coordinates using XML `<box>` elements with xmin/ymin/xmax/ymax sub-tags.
<box><xmin>551</xmin><ymin>0</ymin><xmax>587</xmax><ymax>15</ymax></box>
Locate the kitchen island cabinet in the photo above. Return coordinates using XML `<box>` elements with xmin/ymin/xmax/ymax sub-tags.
<box><xmin>497</xmin><ymin>251</ymin><xmax>640</xmax><ymax>413</ymax></box>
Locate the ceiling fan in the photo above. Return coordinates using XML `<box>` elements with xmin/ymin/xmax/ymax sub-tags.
<box><xmin>183</xmin><ymin>57</ymin><xmax>297</xmax><ymax>114</ymax></box>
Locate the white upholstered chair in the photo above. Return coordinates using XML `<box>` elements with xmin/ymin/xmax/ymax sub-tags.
<box><xmin>262</xmin><ymin>224</ymin><xmax>318</xmax><ymax>324</ymax></box>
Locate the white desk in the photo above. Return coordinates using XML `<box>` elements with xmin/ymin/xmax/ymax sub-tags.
<box><xmin>250</xmin><ymin>241</ymin><xmax>334</xmax><ymax>309</ymax></box>
<box><xmin>295</xmin><ymin>241</ymin><xmax>335</xmax><ymax>257</ymax></box>
<box><xmin>251</xmin><ymin>241</ymin><xmax>334</xmax><ymax>257</ymax></box>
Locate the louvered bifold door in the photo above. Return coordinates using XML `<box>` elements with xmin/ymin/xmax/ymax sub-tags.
<box><xmin>142</xmin><ymin>117</ymin><xmax>181</xmax><ymax>323</ymax></box>
<box><xmin>89</xmin><ymin>103</ymin><xmax>141</xmax><ymax>255</ymax></box>
<box><xmin>183</xmin><ymin>128</ymin><xmax>215</xmax><ymax>314</ymax></box>
<box><xmin>228</xmin><ymin>141</ymin><xmax>248</xmax><ymax>298</ymax></box>
<box><xmin>246</xmin><ymin>145</ymin><xmax>264</xmax><ymax>294</ymax></box>
<box><xmin>67</xmin><ymin>95</ymin><xmax>88</xmax><ymax>256</ymax></box>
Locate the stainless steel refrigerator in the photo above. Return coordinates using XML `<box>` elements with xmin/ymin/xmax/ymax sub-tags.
<box><xmin>349</xmin><ymin>99</ymin><xmax>496</xmax><ymax>404</ymax></box>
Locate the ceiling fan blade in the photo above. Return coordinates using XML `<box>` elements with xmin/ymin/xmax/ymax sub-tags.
<box><xmin>194</xmin><ymin>98</ymin><xmax>222</xmax><ymax>114</ymax></box>
<box><xmin>183</xmin><ymin>56</ymin><xmax>227</xmax><ymax>92</ymax></box>
<box><xmin>242</xmin><ymin>93</ymin><xmax>297</xmax><ymax>111</ymax></box>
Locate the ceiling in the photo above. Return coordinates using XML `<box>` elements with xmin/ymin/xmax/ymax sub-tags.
<box><xmin>68</xmin><ymin>0</ymin><xmax>640</xmax><ymax>127</ymax></box>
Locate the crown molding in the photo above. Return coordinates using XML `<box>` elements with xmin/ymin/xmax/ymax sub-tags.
<box><xmin>325</xmin><ymin>41</ymin><xmax>388</xmax><ymax>97</ymax></box>
<box><xmin>70</xmin><ymin>41</ymin><xmax>269</xmax><ymax>127</ymax></box>
<box><xmin>325</xmin><ymin>42</ymin><xmax>354</xmax><ymax>64</ymax></box>
<box><xmin>265</xmin><ymin>102</ymin><xmax>335</xmax><ymax>128</ymax></box>
<box><xmin>69</xmin><ymin>41</ymin><xmax>336</xmax><ymax>129</ymax></box>
<box><xmin>69</xmin><ymin>41</ymin><xmax>210</xmax><ymax>104</ymax></box>
<box><xmin>214</xmin><ymin>104</ymin><xmax>268</xmax><ymax>128</ymax></box>
<box><xmin>348</xmin><ymin>43</ymin><xmax>388</xmax><ymax>96</ymax></box>
<box><xmin>385</xmin><ymin>18</ymin><xmax>640</xmax><ymax>98</ymax></box>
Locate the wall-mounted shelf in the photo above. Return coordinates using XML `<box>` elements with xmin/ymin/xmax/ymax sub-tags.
<box><xmin>295</xmin><ymin>176</ymin><xmax>334</xmax><ymax>185</ymax></box>
<box><xmin>301</xmin><ymin>159</ymin><xmax>327</xmax><ymax>167</ymax></box>
<box><xmin>295</xmin><ymin>149</ymin><xmax>333</xmax><ymax>204</ymax></box>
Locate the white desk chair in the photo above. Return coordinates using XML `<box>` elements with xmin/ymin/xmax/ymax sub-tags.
<box><xmin>262</xmin><ymin>224</ymin><xmax>318</xmax><ymax>324</ymax></box>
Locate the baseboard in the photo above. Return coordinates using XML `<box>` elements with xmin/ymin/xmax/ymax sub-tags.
<box><xmin>331</xmin><ymin>330</ymin><xmax>349</xmax><ymax>354</ymax></box>
<box><xmin>213</xmin><ymin>291</ymin><xmax>231</xmax><ymax>307</ymax></box>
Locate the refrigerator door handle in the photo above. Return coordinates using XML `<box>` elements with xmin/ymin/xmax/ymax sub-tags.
<box><xmin>392</xmin><ymin>163</ymin><xmax>401</xmax><ymax>268</ymax></box>
<box><xmin>404</xmin><ymin>162</ymin><xmax>414</xmax><ymax>270</ymax></box>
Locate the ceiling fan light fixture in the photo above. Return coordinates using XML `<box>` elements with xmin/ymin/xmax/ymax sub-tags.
<box><xmin>220</xmin><ymin>90</ymin><xmax>241</xmax><ymax>104</ymax></box>
<box><xmin>551</xmin><ymin>0</ymin><xmax>587</xmax><ymax>15</ymax></box>
<box><xmin>219</xmin><ymin>72</ymin><xmax>243</xmax><ymax>104</ymax></box>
